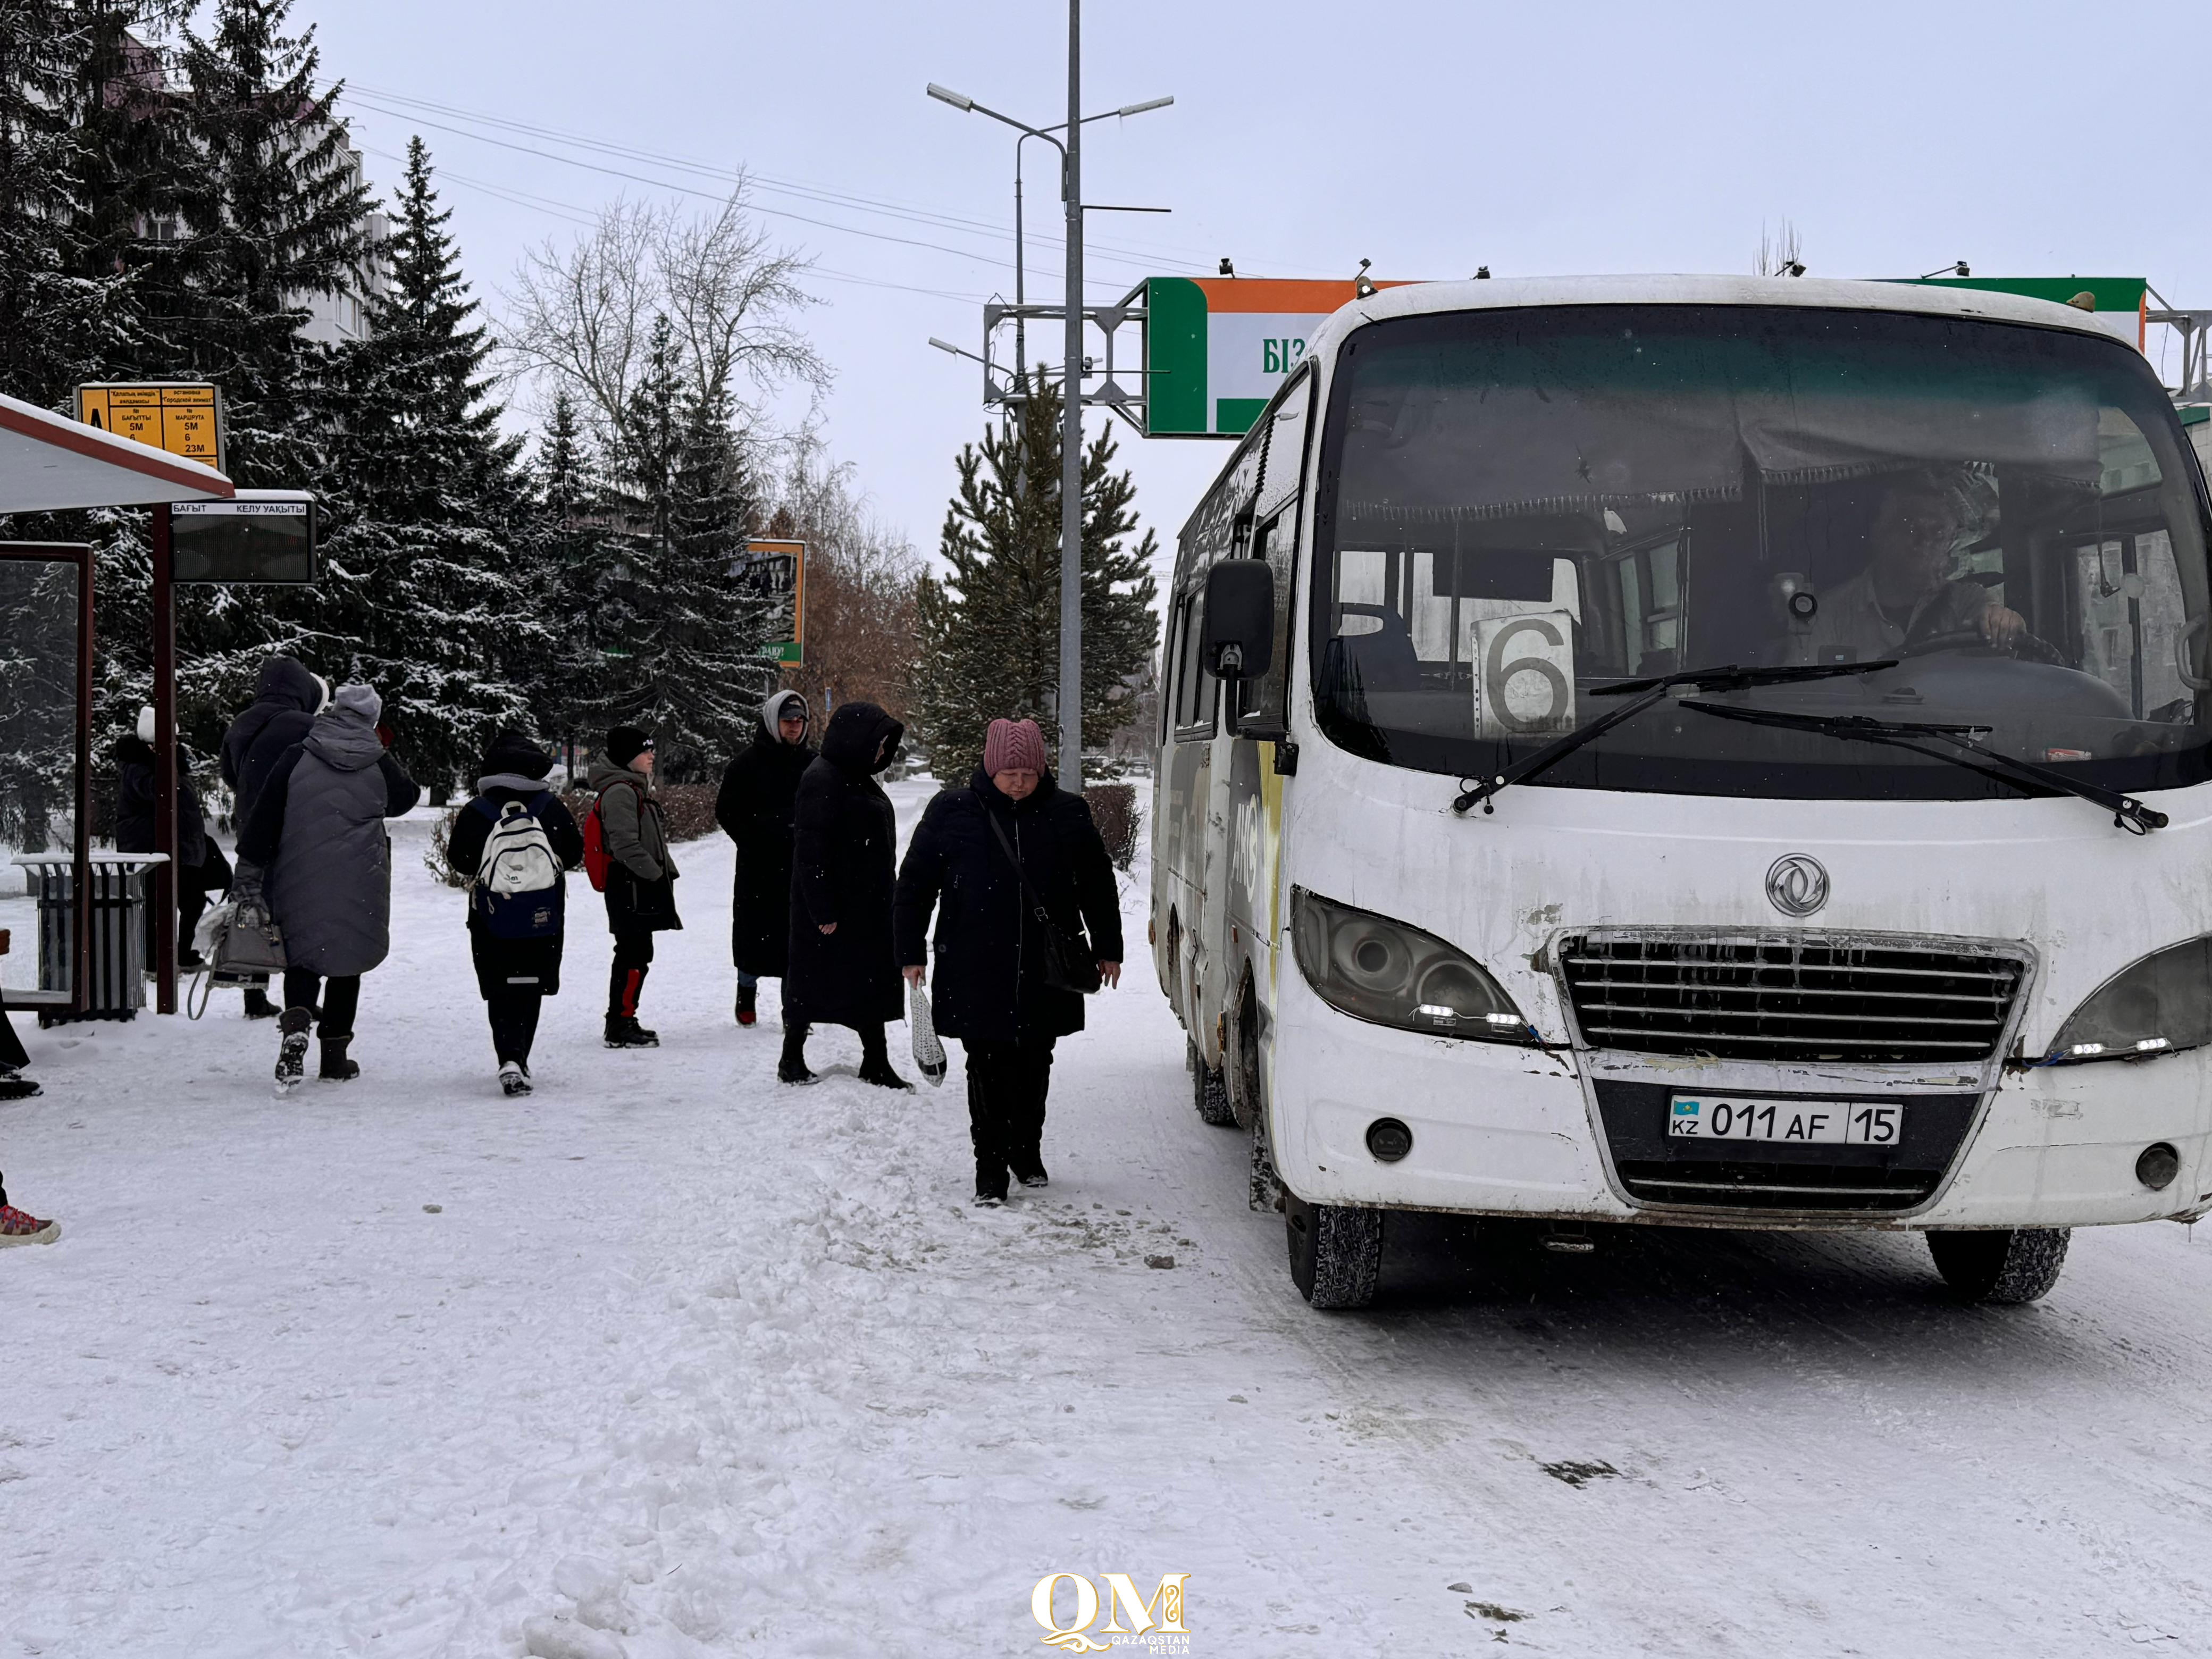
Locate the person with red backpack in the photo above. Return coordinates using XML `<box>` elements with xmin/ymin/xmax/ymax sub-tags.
<box><xmin>446</xmin><ymin>730</ymin><xmax>583</xmax><ymax>1095</ymax></box>
<box><xmin>586</xmin><ymin>725</ymin><xmax>680</xmax><ymax>1047</ymax></box>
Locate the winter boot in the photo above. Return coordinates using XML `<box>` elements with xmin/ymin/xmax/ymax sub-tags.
<box><xmin>0</xmin><ymin>1203</ymin><xmax>58</xmax><ymax>1246</ymax></box>
<box><xmin>499</xmin><ymin>1060</ymin><xmax>533</xmax><ymax>1096</ymax></box>
<box><xmin>275</xmin><ymin>1007</ymin><xmax>312</xmax><ymax>1089</ymax></box>
<box><xmin>319</xmin><ymin>1037</ymin><xmax>360</xmax><ymax>1082</ymax></box>
<box><xmin>1013</xmin><ymin>1159</ymin><xmax>1050</xmax><ymax>1189</ymax></box>
<box><xmin>0</xmin><ymin>1067</ymin><xmax>40</xmax><ymax>1101</ymax></box>
<box><xmin>736</xmin><ymin>982</ymin><xmax>757</xmax><ymax>1026</ymax></box>
<box><xmin>242</xmin><ymin>986</ymin><xmax>279</xmax><ymax>1020</ymax></box>
<box><xmin>604</xmin><ymin>1015</ymin><xmax>659</xmax><ymax>1049</ymax></box>
<box><xmin>777</xmin><ymin>1024</ymin><xmax>814</xmax><ymax>1085</ymax></box>
<box><xmin>857</xmin><ymin>1026</ymin><xmax>912</xmax><ymax>1092</ymax></box>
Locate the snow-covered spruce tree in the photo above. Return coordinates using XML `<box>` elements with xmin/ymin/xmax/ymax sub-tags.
<box><xmin>591</xmin><ymin>317</ymin><xmax>774</xmax><ymax>780</ymax></box>
<box><xmin>524</xmin><ymin>389</ymin><xmax>620</xmax><ymax>750</ymax></box>
<box><xmin>0</xmin><ymin>0</ymin><xmax>102</xmax><ymax>406</ymax></box>
<box><xmin>315</xmin><ymin>138</ymin><xmax>538</xmax><ymax>799</ymax></box>
<box><xmin>910</xmin><ymin>374</ymin><xmax>1159</xmax><ymax>784</ymax></box>
<box><xmin>167</xmin><ymin>0</ymin><xmax>367</xmax><ymax>481</ymax></box>
<box><xmin>87</xmin><ymin>0</ymin><xmax>373</xmax><ymax>753</ymax></box>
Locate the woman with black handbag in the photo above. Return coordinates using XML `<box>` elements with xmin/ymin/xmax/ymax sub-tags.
<box><xmin>894</xmin><ymin>718</ymin><xmax>1122</xmax><ymax>1205</ymax></box>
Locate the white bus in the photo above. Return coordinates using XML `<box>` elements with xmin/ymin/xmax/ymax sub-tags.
<box><xmin>1150</xmin><ymin>275</ymin><xmax>2212</xmax><ymax>1309</ymax></box>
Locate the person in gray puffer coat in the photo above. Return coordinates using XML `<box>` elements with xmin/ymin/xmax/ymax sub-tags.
<box><xmin>238</xmin><ymin>683</ymin><xmax>420</xmax><ymax>1087</ymax></box>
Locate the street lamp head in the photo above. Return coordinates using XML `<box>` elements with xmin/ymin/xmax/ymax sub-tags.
<box><xmin>928</xmin><ymin>337</ymin><xmax>963</xmax><ymax>356</ymax></box>
<box><xmin>926</xmin><ymin>83</ymin><xmax>975</xmax><ymax>112</ymax></box>
<box><xmin>1116</xmin><ymin>94</ymin><xmax>1174</xmax><ymax>118</ymax></box>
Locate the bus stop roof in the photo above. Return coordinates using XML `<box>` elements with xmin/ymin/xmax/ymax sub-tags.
<box><xmin>0</xmin><ymin>389</ymin><xmax>232</xmax><ymax>513</ymax></box>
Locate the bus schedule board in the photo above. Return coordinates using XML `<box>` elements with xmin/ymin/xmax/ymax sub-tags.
<box><xmin>170</xmin><ymin>492</ymin><xmax>316</xmax><ymax>584</ymax></box>
<box><xmin>74</xmin><ymin>382</ymin><xmax>227</xmax><ymax>475</ymax></box>
<box><xmin>733</xmin><ymin>538</ymin><xmax>805</xmax><ymax>664</ymax></box>
<box><xmin>1142</xmin><ymin>276</ymin><xmax>1421</xmax><ymax>438</ymax></box>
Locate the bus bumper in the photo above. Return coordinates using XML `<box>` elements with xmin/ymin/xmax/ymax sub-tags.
<box><xmin>1269</xmin><ymin>971</ymin><xmax>2212</xmax><ymax>1228</ymax></box>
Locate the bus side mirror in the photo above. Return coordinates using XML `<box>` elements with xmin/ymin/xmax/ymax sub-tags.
<box><xmin>1203</xmin><ymin>560</ymin><xmax>1275</xmax><ymax>681</ymax></box>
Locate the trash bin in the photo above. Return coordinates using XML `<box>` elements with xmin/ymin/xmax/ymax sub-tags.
<box><xmin>10</xmin><ymin>852</ymin><xmax>164</xmax><ymax>1025</ymax></box>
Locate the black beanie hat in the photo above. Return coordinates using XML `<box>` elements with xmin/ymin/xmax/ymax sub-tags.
<box><xmin>605</xmin><ymin>725</ymin><xmax>652</xmax><ymax>767</ymax></box>
<box><xmin>480</xmin><ymin>726</ymin><xmax>553</xmax><ymax>780</ymax></box>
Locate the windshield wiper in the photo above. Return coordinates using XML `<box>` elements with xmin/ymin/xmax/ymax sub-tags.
<box><xmin>1678</xmin><ymin>700</ymin><xmax>2169</xmax><ymax>834</ymax></box>
<box><xmin>1451</xmin><ymin>660</ymin><xmax>1898</xmax><ymax>816</ymax></box>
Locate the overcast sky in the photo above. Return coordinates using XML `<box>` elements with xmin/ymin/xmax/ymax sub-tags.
<box><xmin>298</xmin><ymin>0</ymin><xmax>2212</xmax><ymax>581</ymax></box>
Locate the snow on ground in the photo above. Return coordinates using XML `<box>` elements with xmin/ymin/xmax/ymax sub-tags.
<box><xmin>8</xmin><ymin>778</ymin><xmax>2212</xmax><ymax>1654</ymax></box>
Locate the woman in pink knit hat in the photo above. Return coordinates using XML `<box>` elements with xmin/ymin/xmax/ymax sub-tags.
<box><xmin>894</xmin><ymin>718</ymin><xmax>1123</xmax><ymax>1204</ymax></box>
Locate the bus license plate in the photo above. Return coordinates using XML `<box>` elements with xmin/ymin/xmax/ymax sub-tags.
<box><xmin>1668</xmin><ymin>1096</ymin><xmax>1903</xmax><ymax>1146</ymax></box>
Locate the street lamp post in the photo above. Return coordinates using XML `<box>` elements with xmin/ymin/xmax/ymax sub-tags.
<box><xmin>927</xmin><ymin>39</ymin><xmax>1172</xmax><ymax>789</ymax></box>
<box><xmin>1059</xmin><ymin>0</ymin><xmax>1083</xmax><ymax>787</ymax></box>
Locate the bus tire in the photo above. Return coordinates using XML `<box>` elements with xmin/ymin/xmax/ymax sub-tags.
<box><xmin>1926</xmin><ymin>1228</ymin><xmax>2070</xmax><ymax>1304</ymax></box>
<box><xmin>1249</xmin><ymin>1112</ymin><xmax>1284</xmax><ymax>1213</ymax></box>
<box><xmin>1285</xmin><ymin>1192</ymin><xmax>1382</xmax><ymax>1309</ymax></box>
<box><xmin>1189</xmin><ymin>1041</ymin><xmax>1236</xmax><ymax>1127</ymax></box>
<box><xmin>1229</xmin><ymin>972</ymin><xmax>1263</xmax><ymax>1132</ymax></box>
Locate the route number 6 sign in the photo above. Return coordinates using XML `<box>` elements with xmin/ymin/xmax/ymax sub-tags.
<box><xmin>1472</xmin><ymin>610</ymin><xmax>1578</xmax><ymax>739</ymax></box>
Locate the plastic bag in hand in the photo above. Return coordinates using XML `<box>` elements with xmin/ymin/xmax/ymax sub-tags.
<box><xmin>909</xmin><ymin>981</ymin><xmax>947</xmax><ymax>1087</ymax></box>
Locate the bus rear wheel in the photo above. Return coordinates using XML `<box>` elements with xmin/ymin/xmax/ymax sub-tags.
<box><xmin>1189</xmin><ymin>1041</ymin><xmax>1236</xmax><ymax>1127</ymax></box>
<box><xmin>1285</xmin><ymin>1192</ymin><xmax>1382</xmax><ymax>1309</ymax></box>
<box><xmin>1926</xmin><ymin>1228</ymin><xmax>2071</xmax><ymax>1304</ymax></box>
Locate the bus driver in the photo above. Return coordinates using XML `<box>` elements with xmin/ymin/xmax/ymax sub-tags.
<box><xmin>1798</xmin><ymin>473</ymin><xmax>2029</xmax><ymax>662</ymax></box>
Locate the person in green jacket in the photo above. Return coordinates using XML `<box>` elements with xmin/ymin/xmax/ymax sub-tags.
<box><xmin>589</xmin><ymin>725</ymin><xmax>680</xmax><ymax>1047</ymax></box>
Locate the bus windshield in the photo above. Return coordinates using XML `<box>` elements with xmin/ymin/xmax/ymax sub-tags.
<box><xmin>1311</xmin><ymin>304</ymin><xmax>2212</xmax><ymax>801</ymax></box>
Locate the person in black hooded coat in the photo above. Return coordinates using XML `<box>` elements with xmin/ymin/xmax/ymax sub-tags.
<box><xmin>715</xmin><ymin>688</ymin><xmax>815</xmax><ymax>1026</ymax></box>
<box><xmin>446</xmin><ymin>729</ymin><xmax>583</xmax><ymax>1094</ymax></box>
<box><xmin>783</xmin><ymin>700</ymin><xmax>909</xmax><ymax>1087</ymax></box>
<box><xmin>219</xmin><ymin>656</ymin><xmax>326</xmax><ymax>1017</ymax></box>
<box><xmin>221</xmin><ymin>656</ymin><xmax>326</xmax><ymax>826</ymax></box>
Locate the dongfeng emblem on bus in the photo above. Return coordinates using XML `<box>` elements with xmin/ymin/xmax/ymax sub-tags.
<box><xmin>1765</xmin><ymin>854</ymin><xmax>1830</xmax><ymax>918</ymax></box>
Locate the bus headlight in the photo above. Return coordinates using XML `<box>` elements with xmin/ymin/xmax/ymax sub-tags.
<box><xmin>1290</xmin><ymin>886</ymin><xmax>1535</xmax><ymax>1043</ymax></box>
<box><xmin>2046</xmin><ymin>936</ymin><xmax>2212</xmax><ymax>1063</ymax></box>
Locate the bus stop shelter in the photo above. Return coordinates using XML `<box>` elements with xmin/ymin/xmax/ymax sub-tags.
<box><xmin>0</xmin><ymin>390</ymin><xmax>230</xmax><ymax>1019</ymax></box>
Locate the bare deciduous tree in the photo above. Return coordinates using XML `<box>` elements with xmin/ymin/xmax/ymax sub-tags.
<box><xmin>1756</xmin><ymin>219</ymin><xmax>1806</xmax><ymax>278</ymax></box>
<box><xmin>505</xmin><ymin>181</ymin><xmax>828</xmax><ymax>442</ymax></box>
<box><xmin>764</xmin><ymin>430</ymin><xmax>924</xmax><ymax>724</ymax></box>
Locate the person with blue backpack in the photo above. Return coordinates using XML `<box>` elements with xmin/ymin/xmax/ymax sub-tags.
<box><xmin>446</xmin><ymin>730</ymin><xmax>584</xmax><ymax>1095</ymax></box>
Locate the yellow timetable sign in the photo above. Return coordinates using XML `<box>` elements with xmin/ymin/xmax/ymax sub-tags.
<box><xmin>75</xmin><ymin>382</ymin><xmax>227</xmax><ymax>474</ymax></box>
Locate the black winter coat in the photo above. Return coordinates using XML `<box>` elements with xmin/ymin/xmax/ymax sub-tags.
<box><xmin>448</xmin><ymin>786</ymin><xmax>585</xmax><ymax>1000</ymax></box>
<box><xmin>894</xmin><ymin>768</ymin><xmax>1123</xmax><ymax>1045</ymax></box>
<box><xmin>716</xmin><ymin>726</ymin><xmax>815</xmax><ymax>976</ymax></box>
<box><xmin>786</xmin><ymin>701</ymin><xmax>906</xmax><ymax>1028</ymax></box>
<box><xmin>114</xmin><ymin>736</ymin><xmax>210</xmax><ymax>870</ymax></box>
<box><xmin>220</xmin><ymin>657</ymin><xmax>322</xmax><ymax>828</ymax></box>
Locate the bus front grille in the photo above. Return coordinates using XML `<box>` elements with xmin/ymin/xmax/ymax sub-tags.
<box><xmin>1611</xmin><ymin>1160</ymin><xmax>1947</xmax><ymax>1212</ymax></box>
<box><xmin>1559</xmin><ymin>933</ymin><xmax>2026</xmax><ymax>1064</ymax></box>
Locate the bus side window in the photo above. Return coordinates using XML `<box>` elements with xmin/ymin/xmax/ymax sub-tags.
<box><xmin>1160</xmin><ymin>599</ymin><xmax>1186</xmax><ymax>744</ymax></box>
<box><xmin>1241</xmin><ymin>368</ymin><xmax>1313</xmax><ymax>730</ymax></box>
<box><xmin>1175</xmin><ymin>590</ymin><xmax>1216</xmax><ymax>738</ymax></box>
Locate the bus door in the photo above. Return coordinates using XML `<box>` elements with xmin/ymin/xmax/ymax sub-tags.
<box><xmin>1164</xmin><ymin>583</ymin><xmax>1217</xmax><ymax>1032</ymax></box>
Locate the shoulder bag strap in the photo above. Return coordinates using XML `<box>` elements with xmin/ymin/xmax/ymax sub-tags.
<box><xmin>983</xmin><ymin>806</ymin><xmax>1059</xmax><ymax>926</ymax></box>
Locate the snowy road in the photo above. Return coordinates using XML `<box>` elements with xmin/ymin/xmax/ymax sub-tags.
<box><xmin>6</xmin><ymin>783</ymin><xmax>2212</xmax><ymax>1655</ymax></box>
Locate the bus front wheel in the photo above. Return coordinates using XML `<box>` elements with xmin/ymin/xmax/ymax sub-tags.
<box><xmin>1285</xmin><ymin>1192</ymin><xmax>1382</xmax><ymax>1310</ymax></box>
<box><xmin>1926</xmin><ymin>1228</ymin><xmax>2071</xmax><ymax>1304</ymax></box>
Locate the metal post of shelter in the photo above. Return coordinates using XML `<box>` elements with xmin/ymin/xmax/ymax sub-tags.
<box><xmin>150</xmin><ymin>502</ymin><xmax>177</xmax><ymax>1014</ymax></box>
